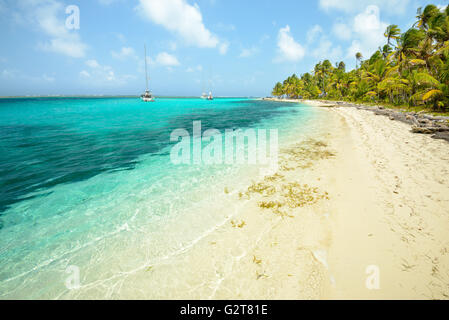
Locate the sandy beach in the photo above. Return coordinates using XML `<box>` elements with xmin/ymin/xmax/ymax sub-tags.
<box><xmin>96</xmin><ymin>99</ymin><xmax>449</xmax><ymax>300</ymax></box>
<box><xmin>325</xmin><ymin>104</ymin><xmax>449</xmax><ymax>299</ymax></box>
<box><xmin>2</xmin><ymin>98</ymin><xmax>448</xmax><ymax>300</ymax></box>
<box><xmin>150</xmin><ymin>99</ymin><xmax>449</xmax><ymax>300</ymax></box>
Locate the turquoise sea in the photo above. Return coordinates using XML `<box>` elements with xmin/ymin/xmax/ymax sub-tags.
<box><xmin>0</xmin><ymin>97</ymin><xmax>324</xmax><ymax>299</ymax></box>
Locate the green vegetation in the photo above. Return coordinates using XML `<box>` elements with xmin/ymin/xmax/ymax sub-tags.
<box><xmin>272</xmin><ymin>4</ymin><xmax>449</xmax><ymax>113</ymax></box>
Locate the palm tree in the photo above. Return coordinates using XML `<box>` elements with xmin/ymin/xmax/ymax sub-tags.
<box><xmin>272</xmin><ymin>82</ymin><xmax>283</xmax><ymax>98</ymax></box>
<box><xmin>415</xmin><ymin>5</ymin><xmax>440</xmax><ymax>30</ymax></box>
<box><xmin>273</xmin><ymin>3</ymin><xmax>449</xmax><ymax>111</ymax></box>
<box><xmin>384</xmin><ymin>24</ymin><xmax>401</xmax><ymax>48</ymax></box>
<box><xmin>356</xmin><ymin>52</ymin><xmax>363</xmax><ymax>68</ymax></box>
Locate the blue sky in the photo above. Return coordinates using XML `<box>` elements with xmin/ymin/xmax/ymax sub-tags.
<box><xmin>0</xmin><ymin>0</ymin><xmax>443</xmax><ymax>97</ymax></box>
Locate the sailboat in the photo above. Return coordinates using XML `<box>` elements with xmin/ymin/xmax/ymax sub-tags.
<box><xmin>206</xmin><ymin>77</ymin><xmax>213</xmax><ymax>100</ymax></box>
<box><xmin>141</xmin><ymin>44</ymin><xmax>155</xmax><ymax>102</ymax></box>
<box><xmin>207</xmin><ymin>91</ymin><xmax>213</xmax><ymax>100</ymax></box>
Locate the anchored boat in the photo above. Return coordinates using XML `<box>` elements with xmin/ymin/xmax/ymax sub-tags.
<box><xmin>141</xmin><ymin>44</ymin><xmax>155</xmax><ymax>102</ymax></box>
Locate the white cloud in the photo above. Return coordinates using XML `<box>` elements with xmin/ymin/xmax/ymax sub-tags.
<box><xmin>239</xmin><ymin>47</ymin><xmax>259</xmax><ymax>58</ymax></box>
<box><xmin>111</xmin><ymin>47</ymin><xmax>137</xmax><ymax>60</ymax></box>
<box><xmin>80</xmin><ymin>70</ymin><xmax>91</xmax><ymax>77</ymax></box>
<box><xmin>30</xmin><ymin>0</ymin><xmax>88</xmax><ymax>58</ymax></box>
<box><xmin>333</xmin><ymin>22</ymin><xmax>352</xmax><ymax>41</ymax></box>
<box><xmin>168</xmin><ymin>41</ymin><xmax>177</xmax><ymax>51</ymax></box>
<box><xmin>307</xmin><ymin>25</ymin><xmax>323</xmax><ymax>43</ymax></box>
<box><xmin>306</xmin><ymin>25</ymin><xmax>342</xmax><ymax>61</ymax></box>
<box><xmin>85</xmin><ymin>60</ymin><xmax>115</xmax><ymax>81</ymax></box>
<box><xmin>313</xmin><ymin>38</ymin><xmax>343</xmax><ymax>61</ymax></box>
<box><xmin>154</xmin><ymin>52</ymin><xmax>180</xmax><ymax>66</ymax></box>
<box><xmin>1</xmin><ymin>69</ymin><xmax>55</xmax><ymax>82</ymax></box>
<box><xmin>137</xmin><ymin>0</ymin><xmax>226</xmax><ymax>52</ymax></box>
<box><xmin>219</xmin><ymin>41</ymin><xmax>229</xmax><ymax>55</ymax></box>
<box><xmin>86</xmin><ymin>59</ymin><xmax>100</xmax><ymax>68</ymax></box>
<box><xmin>2</xmin><ymin>0</ymin><xmax>87</xmax><ymax>58</ymax></box>
<box><xmin>186</xmin><ymin>65</ymin><xmax>202</xmax><ymax>72</ymax></box>
<box><xmin>83</xmin><ymin>59</ymin><xmax>132</xmax><ymax>84</ymax></box>
<box><xmin>275</xmin><ymin>25</ymin><xmax>305</xmax><ymax>63</ymax></box>
<box><xmin>319</xmin><ymin>0</ymin><xmax>410</xmax><ymax>15</ymax></box>
<box><xmin>346</xmin><ymin>5</ymin><xmax>388</xmax><ymax>59</ymax></box>
<box><xmin>214</xmin><ymin>22</ymin><xmax>236</xmax><ymax>31</ymax></box>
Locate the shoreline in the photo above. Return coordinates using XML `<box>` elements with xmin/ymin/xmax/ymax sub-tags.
<box><xmin>1</xmin><ymin>98</ymin><xmax>448</xmax><ymax>299</ymax></box>
<box><xmin>265</xmin><ymin>98</ymin><xmax>449</xmax><ymax>143</ymax></box>
<box><xmin>263</xmin><ymin>99</ymin><xmax>449</xmax><ymax>298</ymax></box>
<box><xmin>152</xmin><ymin>99</ymin><xmax>449</xmax><ymax>299</ymax></box>
<box><xmin>120</xmin><ymin>100</ymin><xmax>449</xmax><ymax>299</ymax></box>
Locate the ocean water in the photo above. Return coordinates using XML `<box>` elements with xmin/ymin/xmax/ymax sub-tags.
<box><xmin>0</xmin><ymin>97</ymin><xmax>325</xmax><ymax>299</ymax></box>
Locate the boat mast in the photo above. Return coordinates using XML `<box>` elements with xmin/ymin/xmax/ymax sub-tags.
<box><xmin>201</xmin><ymin>70</ymin><xmax>205</xmax><ymax>94</ymax></box>
<box><xmin>144</xmin><ymin>44</ymin><xmax>149</xmax><ymax>92</ymax></box>
<box><xmin>208</xmin><ymin>67</ymin><xmax>213</xmax><ymax>94</ymax></box>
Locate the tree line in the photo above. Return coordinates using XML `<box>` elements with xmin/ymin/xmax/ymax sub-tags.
<box><xmin>272</xmin><ymin>4</ymin><xmax>449</xmax><ymax>111</ymax></box>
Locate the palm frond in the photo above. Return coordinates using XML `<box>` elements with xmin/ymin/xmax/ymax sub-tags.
<box><xmin>422</xmin><ymin>89</ymin><xmax>443</xmax><ymax>101</ymax></box>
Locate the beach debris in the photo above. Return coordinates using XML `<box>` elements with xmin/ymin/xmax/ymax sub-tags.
<box><xmin>238</xmin><ymin>191</ymin><xmax>250</xmax><ymax>200</ymax></box>
<box><xmin>253</xmin><ymin>255</ymin><xmax>262</xmax><ymax>265</ymax></box>
<box><xmin>146</xmin><ymin>266</ymin><xmax>153</xmax><ymax>272</ymax></box>
<box><xmin>224</xmin><ymin>187</ymin><xmax>230</xmax><ymax>194</ymax></box>
<box><xmin>264</xmin><ymin>173</ymin><xmax>285</xmax><ymax>182</ymax></box>
<box><xmin>279</xmin><ymin>139</ymin><xmax>335</xmax><ymax>171</ymax></box>
<box><xmin>281</xmin><ymin>183</ymin><xmax>329</xmax><ymax>208</ymax></box>
<box><xmin>237</xmin><ymin>138</ymin><xmax>332</xmax><ymax>219</ymax></box>
<box><xmin>247</xmin><ymin>181</ymin><xmax>276</xmax><ymax>196</ymax></box>
<box><xmin>231</xmin><ymin>220</ymin><xmax>246</xmax><ymax>228</ymax></box>
<box><xmin>272</xmin><ymin>208</ymin><xmax>295</xmax><ymax>219</ymax></box>
<box><xmin>258</xmin><ymin>200</ymin><xmax>283</xmax><ymax>210</ymax></box>
<box><xmin>256</xmin><ymin>271</ymin><xmax>269</xmax><ymax>280</ymax></box>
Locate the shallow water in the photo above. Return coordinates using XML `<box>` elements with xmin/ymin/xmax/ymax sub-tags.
<box><xmin>0</xmin><ymin>97</ymin><xmax>325</xmax><ymax>299</ymax></box>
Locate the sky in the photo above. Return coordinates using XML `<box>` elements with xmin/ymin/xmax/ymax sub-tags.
<box><xmin>0</xmin><ymin>0</ymin><xmax>444</xmax><ymax>97</ymax></box>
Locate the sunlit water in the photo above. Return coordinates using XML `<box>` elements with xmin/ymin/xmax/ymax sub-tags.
<box><xmin>0</xmin><ymin>97</ymin><xmax>327</xmax><ymax>299</ymax></box>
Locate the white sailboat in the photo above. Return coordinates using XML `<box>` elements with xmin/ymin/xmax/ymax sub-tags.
<box><xmin>141</xmin><ymin>44</ymin><xmax>155</xmax><ymax>102</ymax></box>
<box><xmin>206</xmin><ymin>76</ymin><xmax>213</xmax><ymax>100</ymax></box>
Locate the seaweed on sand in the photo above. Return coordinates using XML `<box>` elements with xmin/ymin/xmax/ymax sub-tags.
<box><xmin>247</xmin><ymin>181</ymin><xmax>276</xmax><ymax>196</ymax></box>
<box><xmin>253</xmin><ymin>255</ymin><xmax>262</xmax><ymax>265</ymax></box>
<box><xmin>258</xmin><ymin>200</ymin><xmax>283</xmax><ymax>209</ymax></box>
<box><xmin>231</xmin><ymin>220</ymin><xmax>246</xmax><ymax>228</ymax></box>
<box><xmin>279</xmin><ymin>139</ymin><xmax>336</xmax><ymax>170</ymax></box>
<box><xmin>281</xmin><ymin>182</ymin><xmax>329</xmax><ymax>208</ymax></box>
<box><xmin>264</xmin><ymin>173</ymin><xmax>285</xmax><ymax>182</ymax></box>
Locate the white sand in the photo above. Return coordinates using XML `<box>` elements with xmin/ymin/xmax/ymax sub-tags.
<box><xmin>326</xmin><ymin>106</ymin><xmax>449</xmax><ymax>299</ymax></box>
<box><xmin>139</xmin><ymin>103</ymin><xmax>449</xmax><ymax>299</ymax></box>
<box><xmin>61</xmin><ymin>101</ymin><xmax>449</xmax><ymax>299</ymax></box>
